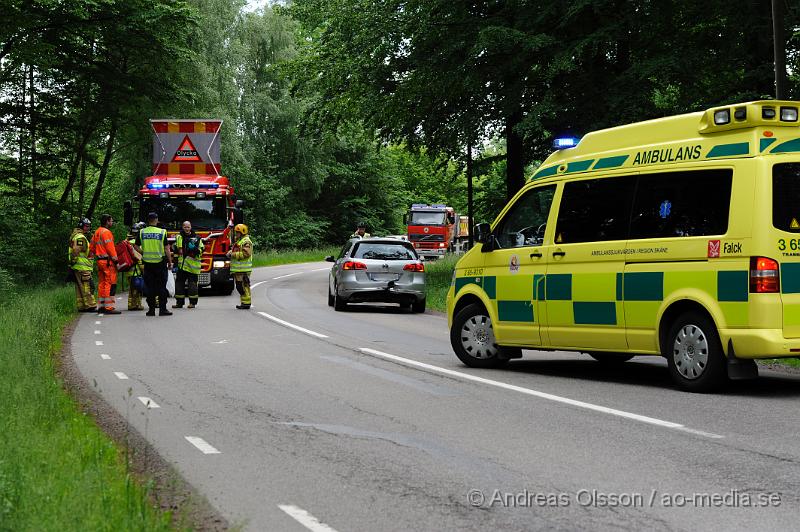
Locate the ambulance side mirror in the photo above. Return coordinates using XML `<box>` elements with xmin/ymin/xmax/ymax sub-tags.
<box><xmin>475</xmin><ymin>223</ymin><xmax>494</xmax><ymax>251</ymax></box>
<box><xmin>123</xmin><ymin>201</ymin><xmax>133</xmax><ymax>227</ymax></box>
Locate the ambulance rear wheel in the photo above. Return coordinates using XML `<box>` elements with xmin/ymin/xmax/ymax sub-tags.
<box><xmin>665</xmin><ymin>312</ymin><xmax>726</xmax><ymax>392</ymax></box>
<box><xmin>451</xmin><ymin>303</ymin><xmax>508</xmax><ymax>368</ymax></box>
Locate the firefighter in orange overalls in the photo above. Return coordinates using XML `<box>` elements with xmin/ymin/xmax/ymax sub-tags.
<box><xmin>90</xmin><ymin>214</ymin><xmax>121</xmax><ymax>314</ymax></box>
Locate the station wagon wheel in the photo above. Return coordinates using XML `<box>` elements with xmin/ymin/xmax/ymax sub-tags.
<box><xmin>450</xmin><ymin>303</ymin><xmax>508</xmax><ymax>368</ymax></box>
<box><xmin>664</xmin><ymin>311</ymin><xmax>726</xmax><ymax>392</ymax></box>
<box><xmin>333</xmin><ymin>283</ymin><xmax>348</xmax><ymax>311</ymax></box>
<box><xmin>327</xmin><ymin>285</ymin><xmax>334</xmax><ymax>307</ymax></box>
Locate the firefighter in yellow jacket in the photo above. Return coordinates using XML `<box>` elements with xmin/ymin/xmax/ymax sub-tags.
<box><xmin>227</xmin><ymin>224</ymin><xmax>252</xmax><ymax>309</ymax></box>
<box><xmin>69</xmin><ymin>218</ymin><xmax>97</xmax><ymax>312</ymax></box>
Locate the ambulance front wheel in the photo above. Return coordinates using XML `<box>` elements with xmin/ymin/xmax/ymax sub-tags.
<box><xmin>451</xmin><ymin>303</ymin><xmax>509</xmax><ymax>368</ymax></box>
<box><xmin>664</xmin><ymin>311</ymin><xmax>726</xmax><ymax>392</ymax></box>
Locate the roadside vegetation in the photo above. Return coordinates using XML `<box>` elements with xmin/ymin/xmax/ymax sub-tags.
<box><xmin>252</xmin><ymin>246</ymin><xmax>339</xmax><ymax>268</ymax></box>
<box><xmin>424</xmin><ymin>254</ymin><xmax>459</xmax><ymax>312</ymax></box>
<box><xmin>0</xmin><ymin>287</ymin><xmax>178</xmax><ymax>530</ymax></box>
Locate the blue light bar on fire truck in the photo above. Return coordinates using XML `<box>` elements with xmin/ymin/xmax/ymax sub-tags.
<box><xmin>552</xmin><ymin>137</ymin><xmax>580</xmax><ymax>149</ymax></box>
<box><xmin>147</xmin><ymin>183</ymin><xmax>220</xmax><ymax>190</ymax></box>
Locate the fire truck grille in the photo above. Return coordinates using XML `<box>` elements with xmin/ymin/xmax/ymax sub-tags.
<box><xmin>409</xmin><ymin>233</ymin><xmax>444</xmax><ymax>242</ymax></box>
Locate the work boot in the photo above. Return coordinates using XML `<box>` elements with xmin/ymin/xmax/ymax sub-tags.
<box><xmin>236</xmin><ymin>304</ymin><xmax>251</xmax><ymax>310</ymax></box>
<box><xmin>146</xmin><ymin>309</ymin><xmax>156</xmax><ymax>316</ymax></box>
<box><xmin>103</xmin><ymin>309</ymin><xmax>122</xmax><ymax>315</ymax></box>
<box><xmin>171</xmin><ymin>304</ymin><xmax>183</xmax><ymax>309</ymax></box>
<box><xmin>159</xmin><ymin>309</ymin><xmax>173</xmax><ymax>316</ymax></box>
<box><xmin>187</xmin><ymin>303</ymin><xmax>196</xmax><ymax>309</ymax></box>
<box><xmin>80</xmin><ymin>307</ymin><xmax>98</xmax><ymax>313</ymax></box>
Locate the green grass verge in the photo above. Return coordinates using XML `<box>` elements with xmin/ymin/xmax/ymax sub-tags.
<box><xmin>424</xmin><ymin>254</ymin><xmax>459</xmax><ymax>312</ymax></box>
<box><xmin>0</xmin><ymin>287</ymin><xmax>177</xmax><ymax>531</ymax></box>
<box><xmin>252</xmin><ymin>247</ymin><xmax>339</xmax><ymax>268</ymax></box>
<box><xmin>760</xmin><ymin>358</ymin><xmax>800</xmax><ymax>368</ymax></box>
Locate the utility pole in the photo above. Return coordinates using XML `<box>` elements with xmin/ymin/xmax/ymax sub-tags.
<box><xmin>466</xmin><ymin>143</ymin><xmax>474</xmax><ymax>250</ymax></box>
<box><xmin>772</xmin><ymin>0</ymin><xmax>787</xmax><ymax>99</ymax></box>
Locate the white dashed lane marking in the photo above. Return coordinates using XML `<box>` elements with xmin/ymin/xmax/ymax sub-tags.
<box><xmin>100</xmin><ymin>354</ymin><xmax>111</xmax><ymax>360</ymax></box>
<box><xmin>95</xmin><ymin>340</ymin><xmax>104</xmax><ymax>346</ymax></box>
<box><xmin>138</xmin><ymin>397</ymin><xmax>160</xmax><ymax>409</ymax></box>
<box><xmin>185</xmin><ymin>436</ymin><xmax>220</xmax><ymax>454</ymax></box>
<box><xmin>278</xmin><ymin>504</ymin><xmax>338</xmax><ymax>532</ymax></box>
<box><xmin>114</xmin><ymin>372</ymin><xmax>128</xmax><ymax>380</ymax></box>
<box><xmin>257</xmin><ymin>312</ymin><xmax>328</xmax><ymax>339</ymax></box>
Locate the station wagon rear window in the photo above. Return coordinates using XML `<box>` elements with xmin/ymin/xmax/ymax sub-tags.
<box><xmin>773</xmin><ymin>163</ymin><xmax>800</xmax><ymax>233</ymax></box>
<box><xmin>352</xmin><ymin>242</ymin><xmax>417</xmax><ymax>260</ymax></box>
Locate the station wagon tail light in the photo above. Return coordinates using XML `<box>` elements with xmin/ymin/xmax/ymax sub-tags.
<box><xmin>403</xmin><ymin>262</ymin><xmax>425</xmax><ymax>272</ymax></box>
<box><xmin>750</xmin><ymin>257</ymin><xmax>780</xmax><ymax>293</ymax></box>
<box><xmin>342</xmin><ymin>260</ymin><xmax>367</xmax><ymax>270</ymax></box>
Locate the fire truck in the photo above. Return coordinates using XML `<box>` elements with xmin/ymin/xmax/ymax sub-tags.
<box><xmin>123</xmin><ymin>119</ymin><xmax>244</xmax><ymax>294</ymax></box>
<box><xmin>405</xmin><ymin>204</ymin><xmax>457</xmax><ymax>259</ymax></box>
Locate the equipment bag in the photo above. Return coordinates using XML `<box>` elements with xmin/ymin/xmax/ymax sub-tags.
<box><xmin>165</xmin><ymin>269</ymin><xmax>175</xmax><ymax>297</ymax></box>
<box><xmin>115</xmin><ymin>240</ymin><xmax>135</xmax><ymax>272</ymax></box>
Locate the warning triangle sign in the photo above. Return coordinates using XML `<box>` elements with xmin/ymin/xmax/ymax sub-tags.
<box><xmin>172</xmin><ymin>135</ymin><xmax>202</xmax><ymax>162</ymax></box>
<box><xmin>792</xmin><ymin>218</ymin><xmax>800</xmax><ymax>230</ymax></box>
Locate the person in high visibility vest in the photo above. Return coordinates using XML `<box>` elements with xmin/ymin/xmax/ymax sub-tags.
<box><xmin>351</xmin><ymin>221</ymin><xmax>371</xmax><ymax>238</ymax></box>
<box><xmin>127</xmin><ymin>222</ymin><xmax>145</xmax><ymax>311</ymax></box>
<box><xmin>69</xmin><ymin>218</ymin><xmax>97</xmax><ymax>312</ymax></box>
<box><xmin>227</xmin><ymin>223</ymin><xmax>253</xmax><ymax>309</ymax></box>
<box><xmin>90</xmin><ymin>213</ymin><xmax>120</xmax><ymax>314</ymax></box>
<box><xmin>135</xmin><ymin>212</ymin><xmax>173</xmax><ymax>316</ymax></box>
<box><xmin>173</xmin><ymin>220</ymin><xmax>205</xmax><ymax>309</ymax></box>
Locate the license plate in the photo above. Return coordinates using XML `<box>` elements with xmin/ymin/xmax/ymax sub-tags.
<box><xmin>198</xmin><ymin>273</ymin><xmax>211</xmax><ymax>286</ymax></box>
<box><xmin>368</xmin><ymin>273</ymin><xmax>399</xmax><ymax>282</ymax></box>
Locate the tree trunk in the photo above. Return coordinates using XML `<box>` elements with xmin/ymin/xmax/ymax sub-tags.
<box><xmin>505</xmin><ymin>110</ymin><xmax>525</xmax><ymax>200</ymax></box>
<box><xmin>86</xmin><ymin>116</ymin><xmax>118</xmax><ymax>218</ymax></box>
<box><xmin>29</xmin><ymin>65</ymin><xmax>37</xmax><ymax>206</ymax></box>
<box><xmin>79</xmin><ymin>156</ymin><xmax>86</xmax><ymax>215</ymax></box>
<box><xmin>59</xmin><ymin>126</ymin><xmax>95</xmax><ymax>204</ymax></box>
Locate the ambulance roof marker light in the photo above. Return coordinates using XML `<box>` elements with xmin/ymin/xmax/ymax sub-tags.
<box><xmin>553</xmin><ymin>137</ymin><xmax>580</xmax><ymax>149</ymax></box>
<box><xmin>713</xmin><ymin>109</ymin><xmax>731</xmax><ymax>125</ymax></box>
<box><xmin>781</xmin><ymin>106</ymin><xmax>798</xmax><ymax>122</ymax></box>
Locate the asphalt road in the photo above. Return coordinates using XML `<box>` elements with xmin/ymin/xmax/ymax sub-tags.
<box><xmin>71</xmin><ymin>262</ymin><xmax>800</xmax><ymax>531</ymax></box>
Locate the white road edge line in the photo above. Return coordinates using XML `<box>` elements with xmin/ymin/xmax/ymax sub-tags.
<box><xmin>100</xmin><ymin>354</ymin><xmax>111</xmax><ymax>360</ymax></box>
<box><xmin>359</xmin><ymin>348</ymin><xmax>724</xmax><ymax>439</ymax></box>
<box><xmin>257</xmin><ymin>312</ymin><xmax>329</xmax><ymax>339</ymax></box>
<box><xmin>114</xmin><ymin>372</ymin><xmax>128</xmax><ymax>380</ymax></box>
<box><xmin>185</xmin><ymin>436</ymin><xmax>221</xmax><ymax>454</ymax></box>
<box><xmin>273</xmin><ymin>272</ymin><xmax>303</xmax><ymax>280</ymax></box>
<box><xmin>278</xmin><ymin>504</ymin><xmax>338</xmax><ymax>532</ymax></box>
<box><xmin>310</xmin><ymin>267</ymin><xmax>330</xmax><ymax>272</ymax></box>
<box><xmin>251</xmin><ymin>280</ymin><xmax>268</xmax><ymax>289</ymax></box>
<box><xmin>138</xmin><ymin>397</ymin><xmax>160</xmax><ymax>409</ymax></box>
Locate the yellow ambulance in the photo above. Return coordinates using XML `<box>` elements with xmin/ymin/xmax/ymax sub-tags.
<box><xmin>447</xmin><ymin>100</ymin><xmax>800</xmax><ymax>391</ymax></box>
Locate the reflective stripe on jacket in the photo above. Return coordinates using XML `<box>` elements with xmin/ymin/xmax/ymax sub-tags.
<box><xmin>176</xmin><ymin>233</ymin><xmax>204</xmax><ymax>275</ymax></box>
<box><xmin>90</xmin><ymin>227</ymin><xmax>117</xmax><ymax>261</ymax></box>
<box><xmin>69</xmin><ymin>232</ymin><xmax>93</xmax><ymax>271</ymax></box>
<box><xmin>230</xmin><ymin>236</ymin><xmax>253</xmax><ymax>273</ymax></box>
<box><xmin>140</xmin><ymin>226</ymin><xmax>167</xmax><ymax>263</ymax></box>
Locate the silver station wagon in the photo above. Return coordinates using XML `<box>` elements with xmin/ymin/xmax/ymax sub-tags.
<box><xmin>326</xmin><ymin>238</ymin><xmax>426</xmax><ymax>313</ymax></box>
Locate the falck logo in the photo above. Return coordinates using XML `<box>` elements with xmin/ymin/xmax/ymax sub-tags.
<box><xmin>708</xmin><ymin>240</ymin><xmax>721</xmax><ymax>258</ymax></box>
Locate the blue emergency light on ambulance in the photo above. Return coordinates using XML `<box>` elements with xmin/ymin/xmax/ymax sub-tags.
<box><xmin>552</xmin><ymin>137</ymin><xmax>580</xmax><ymax>149</ymax></box>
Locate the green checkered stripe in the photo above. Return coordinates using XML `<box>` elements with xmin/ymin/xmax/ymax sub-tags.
<box><xmin>455</xmin><ymin>271</ymin><xmax>749</xmax><ymax>324</ymax></box>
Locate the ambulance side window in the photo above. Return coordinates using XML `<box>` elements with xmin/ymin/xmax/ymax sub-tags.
<box><xmin>494</xmin><ymin>185</ymin><xmax>556</xmax><ymax>248</ymax></box>
<box><xmin>630</xmin><ymin>169</ymin><xmax>732</xmax><ymax>238</ymax></box>
<box><xmin>555</xmin><ymin>175</ymin><xmax>636</xmax><ymax>243</ymax></box>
